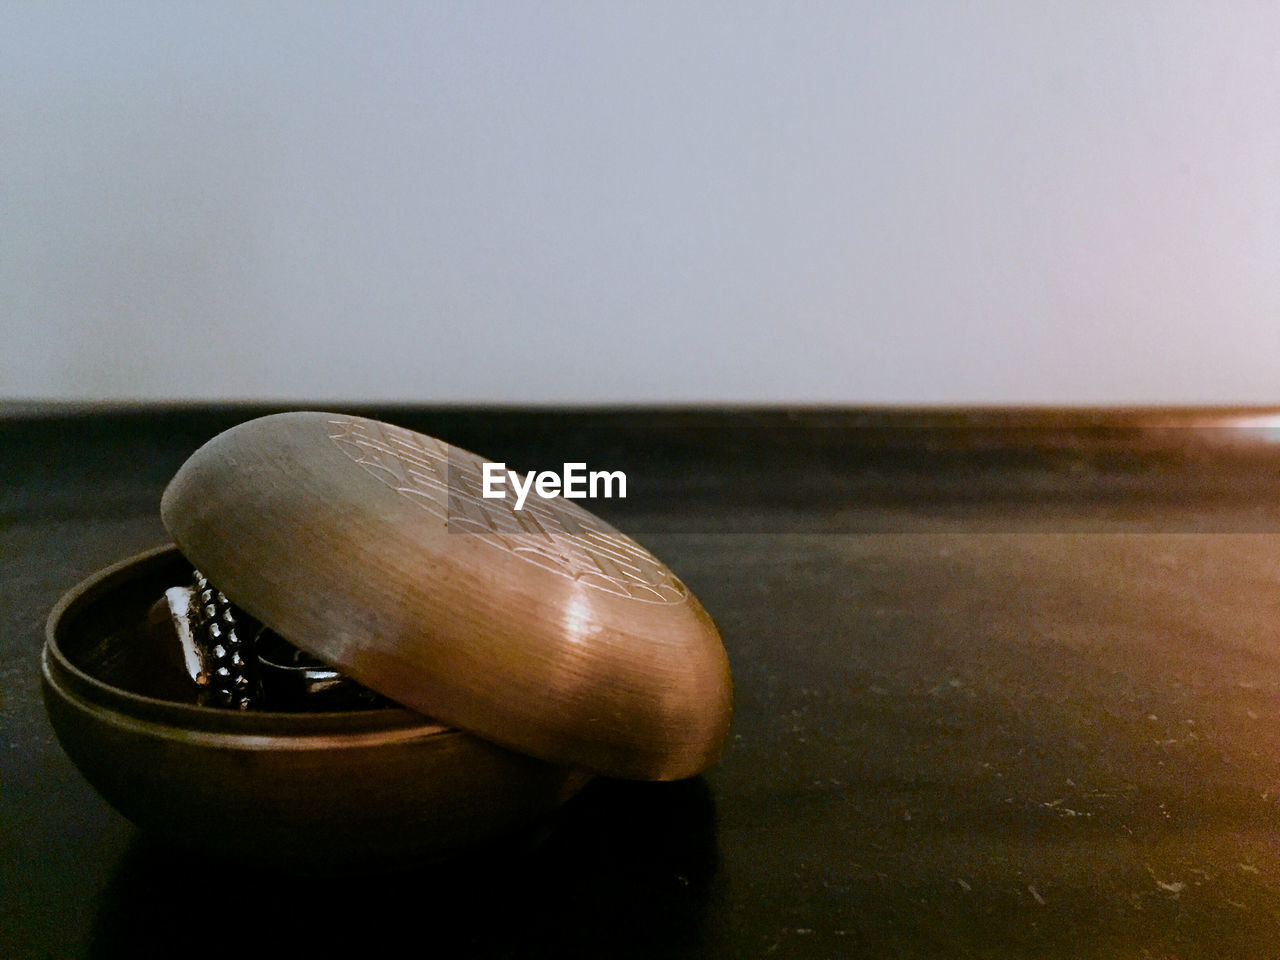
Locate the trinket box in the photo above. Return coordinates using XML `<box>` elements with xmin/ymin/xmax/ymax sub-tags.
<box><xmin>42</xmin><ymin>412</ymin><xmax>733</xmax><ymax>869</ymax></box>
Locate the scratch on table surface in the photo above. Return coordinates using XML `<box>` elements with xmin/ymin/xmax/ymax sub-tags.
<box><xmin>1145</xmin><ymin>866</ymin><xmax>1186</xmax><ymax>897</ymax></box>
<box><xmin>1041</xmin><ymin>798</ymin><xmax>1092</xmax><ymax>817</ymax></box>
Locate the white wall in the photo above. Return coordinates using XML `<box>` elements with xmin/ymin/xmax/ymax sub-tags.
<box><xmin>4</xmin><ymin>2</ymin><xmax>1279</xmax><ymax>404</ymax></box>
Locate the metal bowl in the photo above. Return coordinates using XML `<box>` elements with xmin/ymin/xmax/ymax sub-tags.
<box><xmin>42</xmin><ymin>545</ymin><xmax>589</xmax><ymax>872</ymax></box>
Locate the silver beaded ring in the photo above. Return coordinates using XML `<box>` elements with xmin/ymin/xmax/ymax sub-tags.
<box><xmin>164</xmin><ymin>572</ymin><xmax>381</xmax><ymax>710</ymax></box>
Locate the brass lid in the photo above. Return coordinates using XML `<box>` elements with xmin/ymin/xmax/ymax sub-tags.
<box><xmin>160</xmin><ymin>412</ymin><xmax>732</xmax><ymax>780</ymax></box>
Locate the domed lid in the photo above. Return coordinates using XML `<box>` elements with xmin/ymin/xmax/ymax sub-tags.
<box><xmin>160</xmin><ymin>412</ymin><xmax>732</xmax><ymax>780</ymax></box>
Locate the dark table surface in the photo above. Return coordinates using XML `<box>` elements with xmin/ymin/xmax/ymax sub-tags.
<box><xmin>5</xmin><ymin>405</ymin><xmax>1280</xmax><ymax>959</ymax></box>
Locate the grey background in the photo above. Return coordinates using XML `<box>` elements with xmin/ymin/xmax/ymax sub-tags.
<box><xmin>4</xmin><ymin>2</ymin><xmax>1279</xmax><ymax>404</ymax></box>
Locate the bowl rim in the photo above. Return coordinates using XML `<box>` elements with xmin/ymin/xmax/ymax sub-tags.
<box><xmin>45</xmin><ymin>543</ymin><xmax>454</xmax><ymax>739</ymax></box>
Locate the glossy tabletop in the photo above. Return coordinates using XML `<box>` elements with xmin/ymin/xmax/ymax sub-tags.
<box><xmin>4</xmin><ymin>406</ymin><xmax>1280</xmax><ymax>959</ymax></box>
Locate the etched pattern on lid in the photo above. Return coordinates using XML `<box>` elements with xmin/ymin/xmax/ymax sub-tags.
<box><xmin>327</xmin><ymin>416</ymin><xmax>687</xmax><ymax>604</ymax></box>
